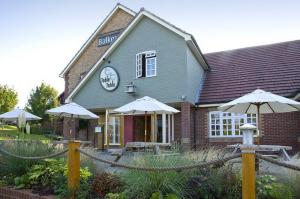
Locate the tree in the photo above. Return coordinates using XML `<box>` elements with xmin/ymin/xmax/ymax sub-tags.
<box><xmin>26</xmin><ymin>83</ymin><xmax>59</xmax><ymax>121</ymax></box>
<box><xmin>0</xmin><ymin>85</ymin><xmax>18</xmax><ymax>114</ymax></box>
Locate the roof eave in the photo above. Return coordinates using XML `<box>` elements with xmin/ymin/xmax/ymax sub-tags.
<box><xmin>186</xmin><ymin>39</ymin><xmax>210</xmax><ymax>71</ymax></box>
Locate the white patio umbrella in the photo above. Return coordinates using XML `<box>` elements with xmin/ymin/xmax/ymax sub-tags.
<box><xmin>114</xmin><ymin>96</ymin><xmax>180</xmax><ymax>142</ymax></box>
<box><xmin>46</xmin><ymin>102</ymin><xmax>99</xmax><ymax>138</ymax></box>
<box><xmin>218</xmin><ymin>89</ymin><xmax>300</xmax><ymax>141</ymax></box>
<box><xmin>0</xmin><ymin>108</ymin><xmax>42</xmax><ymax>121</ymax></box>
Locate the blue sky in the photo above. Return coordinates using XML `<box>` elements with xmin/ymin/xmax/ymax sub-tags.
<box><xmin>1</xmin><ymin>0</ymin><xmax>300</xmax><ymax>107</ymax></box>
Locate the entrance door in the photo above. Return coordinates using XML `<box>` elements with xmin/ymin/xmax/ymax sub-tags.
<box><xmin>133</xmin><ymin>115</ymin><xmax>151</xmax><ymax>142</ymax></box>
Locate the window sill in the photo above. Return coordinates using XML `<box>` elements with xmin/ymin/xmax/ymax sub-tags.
<box><xmin>208</xmin><ymin>137</ymin><xmax>260</xmax><ymax>143</ymax></box>
<box><xmin>135</xmin><ymin>76</ymin><xmax>157</xmax><ymax>79</ymax></box>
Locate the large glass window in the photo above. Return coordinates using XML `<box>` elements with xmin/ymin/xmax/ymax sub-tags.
<box><xmin>156</xmin><ymin>114</ymin><xmax>174</xmax><ymax>143</ymax></box>
<box><xmin>209</xmin><ymin>111</ymin><xmax>257</xmax><ymax>137</ymax></box>
<box><xmin>108</xmin><ymin>116</ymin><xmax>120</xmax><ymax>144</ymax></box>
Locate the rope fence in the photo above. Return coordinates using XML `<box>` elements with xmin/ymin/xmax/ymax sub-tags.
<box><xmin>256</xmin><ymin>153</ymin><xmax>300</xmax><ymax>171</ymax></box>
<box><xmin>0</xmin><ymin>146</ymin><xmax>68</xmax><ymax>160</ymax></box>
<box><xmin>78</xmin><ymin>148</ymin><xmax>242</xmax><ymax>171</ymax></box>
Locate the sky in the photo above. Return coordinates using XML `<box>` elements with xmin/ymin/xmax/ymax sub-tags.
<box><xmin>0</xmin><ymin>0</ymin><xmax>300</xmax><ymax>108</ymax></box>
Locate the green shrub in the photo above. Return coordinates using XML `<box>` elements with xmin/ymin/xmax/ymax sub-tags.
<box><xmin>54</xmin><ymin>165</ymin><xmax>92</xmax><ymax>199</ymax></box>
<box><xmin>0</xmin><ymin>140</ymin><xmax>59</xmax><ymax>183</ymax></box>
<box><xmin>257</xmin><ymin>175</ymin><xmax>293</xmax><ymax>199</ymax></box>
<box><xmin>121</xmin><ymin>154</ymin><xmax>193</xmax><ymax>199</ymax></box>
<box><xmin>188</xmin><ymin>163</ymin><xmax>242</xmax><ymax>199</ymax></box>
<box><xmin>15</xmin><ymin>158</ymin><xmax>65</xmax><ymax>188</ymax></box>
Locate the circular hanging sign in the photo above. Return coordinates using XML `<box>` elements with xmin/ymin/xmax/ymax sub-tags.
<box><xmin>99</xmin><ymin>66</ymin><xmax>119</xmax><ymax>91</ymax></box>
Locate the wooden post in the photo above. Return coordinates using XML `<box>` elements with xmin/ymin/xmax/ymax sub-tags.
<box><xmin>240</xmin><ymin>124</ymin><xmax>256</xmax><ymax>199</ymax></box>
<box><xmin>68</xmin><ymin>140</ymin><xmax>80</xmax><ymax>198</ymax></box>
<box><xmin>242</xmin><ymin>148</ymin><xmax>256</xmax><ymax>199</ymax></box>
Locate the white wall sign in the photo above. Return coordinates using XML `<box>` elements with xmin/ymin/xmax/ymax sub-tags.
<box><xmin>95</xmin><ymin>126</ymin><xmax>102</xmax><ymax>133</ymax></box>
<box><xmin>99</xmin><ymin>66</ymin><xmax>119</xmax><ymax>91</ymax></box>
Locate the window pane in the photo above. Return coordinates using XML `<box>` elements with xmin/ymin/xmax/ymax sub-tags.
<box><xmin>108</xmin><ymin>116</ymin><xmax>120</xmax><ymax>144</ymax></box>
<box><xmin>146</xmin><ymin>57</ymin><xmax>156</xmax><ymax>77</ymax></box>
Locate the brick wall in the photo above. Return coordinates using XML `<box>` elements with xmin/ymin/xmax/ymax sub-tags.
<box><xmin>64</xmin><ymin>9</ymin><xmax>134</xmax><ymax>97</ymax></box>
<box><xmin>0</xmin><ymin>187</ymin><xmax>55</xmax><ymax>199</ymax></box>
<box><xmin>195</xmin><ymin>107</ymin><xmax>209</xmax><ymax>148</ymax></box>
<box><xmin>260</xmin><ymin>112</ymin><xmax>300</xmax><ymax>151</ymax></box>
<box><xmin>174</xmin><ymin>111</ymin><xmax>181</xmax><ymax>142</ymax></box>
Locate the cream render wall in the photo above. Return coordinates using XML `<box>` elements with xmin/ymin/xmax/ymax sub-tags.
<box><xmin>64</xmin><ymin>9</ymin><xmax>134</xmax><ymax>97</ymax></box>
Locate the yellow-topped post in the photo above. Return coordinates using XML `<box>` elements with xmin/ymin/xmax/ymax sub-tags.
<box><xmin>68</xmin><ymin>140</ymin><xmax>81</xmax><ymax>198</ymax></box>
<box><xmin>240</xmin><ymin>124</ymin><xmax>256</xmax><ymax>199</ymax></box>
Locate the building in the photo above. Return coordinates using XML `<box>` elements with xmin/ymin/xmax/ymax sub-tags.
<box><xmin>59</xmin><ymin>4</ymin><xmax>300</xmax><ymax>151</ymax></box>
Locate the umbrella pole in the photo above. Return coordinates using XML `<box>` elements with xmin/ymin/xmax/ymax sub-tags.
<box><xmin>69</xmin><ymin>114</ymin><xmax>73</xmax><ymax>140</ymax></box>
<box><xmin>257</xmin><ymin>104</ymin><xmax>260</xmax><ymax>145</ymax></box>
<box><xmin>145</xmin><ymin>111</ymin><xmax>147</xmax><ymax>142</ymax></box>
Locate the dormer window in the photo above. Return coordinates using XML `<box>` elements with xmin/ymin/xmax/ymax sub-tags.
<box><xmin>136</xmin><ymin>50</ymin><xmax>156</xmax><ymax>78</ymax></box>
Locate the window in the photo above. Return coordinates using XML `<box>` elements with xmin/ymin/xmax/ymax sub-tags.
<box><xmin>156</xmin><ymin>114</ymin><xmax>174</xmax><ymax>143</ymax></box>
<box><xmin>136</xmin><ymin>51</ymin><xmax>156</xmax><ymax>78</ymax></box>
<box><xmin>209</xmin><ymin>111</ymin><xmax>257</xmax><ymax>137</ymax></box>
<box><xmin>108</xmin><ymin>116</ymin><xmax>120</xmax><ymax>145</ymax></box>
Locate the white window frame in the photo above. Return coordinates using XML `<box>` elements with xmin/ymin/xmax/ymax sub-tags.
<box><xmin>105</xmin><ymin>110</ymin><xmax>121</xmax><ymax>146</ymax></box>
<box><xmin>108</xmin><ymin>116</ymin><xmax>121</xmax><ymax>145</ymax></box>
<box><xmin>135</xmin><ymin>50</ymin><xmax>157</xmax><ymax>78</ymax></box>
<box><xmin>136</xmin><ymin>53</ymin><xmax>142</xmax><ymax>78</ymax></box>
<box><xmin>209</xmin><ymin>111</ymin><xmax>257</xmax><ymax>138</ymax></box>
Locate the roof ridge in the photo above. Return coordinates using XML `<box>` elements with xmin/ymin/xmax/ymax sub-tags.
<box><xmin>139</xmin><ymin>8</ymin><xmax>192</xmax><ymax>36</ymax></box>
<box><xmin>59</xmin><ymin>3</ymin><xmax>136</xmax><ymax>77</ymax></box>
<box><xmin>204</xmin><ymin>39</ymin><xmax>300</xmax><ymax>55</ymax></box>
<box><xmin>116</xmin><ymin>3</ymin><xmax>137</xmax><ymax>15</ymax></box>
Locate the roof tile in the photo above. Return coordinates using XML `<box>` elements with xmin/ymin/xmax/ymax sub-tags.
<box><xmin>199</xmin><ymin>40</ymin><xmax>300</xmax><ymax>104</ymax></box>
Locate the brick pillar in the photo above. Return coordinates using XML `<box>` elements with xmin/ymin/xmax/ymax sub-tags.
<box><xmin>180</xmin><ymin>102</ymin><xmax>194</xmax><ymax>150</ymax></box>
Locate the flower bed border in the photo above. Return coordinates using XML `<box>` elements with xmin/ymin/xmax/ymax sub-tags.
<box><xmin>0</xmin><ymin>187</ymin><xmax>55</xmax><ymax>199</ymax></box>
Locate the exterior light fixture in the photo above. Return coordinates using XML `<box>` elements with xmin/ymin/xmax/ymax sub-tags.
<box><xmin>240</xmin><ymin>123</ymin><xmax>257</xmax><ymax>145</ymax></box>
<box><xmin>125</xmin><ymin>82</ymin><xmax>135</xmax><ymax>94</ymax></box>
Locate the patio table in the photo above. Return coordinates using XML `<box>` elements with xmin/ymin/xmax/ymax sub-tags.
<box><xmin>227</xmin><ymin>144</ymin><xmax>292</xmax><ymax>161</ymax></box>
<box><xmin>124</xmin><ymin>142</ymin><xmax>171</xmax><ymax>154</ymax></box>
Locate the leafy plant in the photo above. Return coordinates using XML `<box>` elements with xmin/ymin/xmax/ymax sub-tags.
<box><xmin>105</xmin><ymin>192</ymin><xmax>126</xmax><ymax>199</ymax></box>
<box><xmin>14</xmin><ymin>175</ymin><xmax>30</xmax><ymax>189</ymax></box>
<box><xmin>0</xmin><ymin>140</ymin><xmax>58</xmax><ymax>183</ymax></box>
<box><xmin>257</xmin><ymin>175</ymin><xmax>293</xmax><ymax>199</ymax></box>
<box><xmin>54</xmin><ymin>165</ymin><xmax>92</xmax><ymax>199</ymax></box>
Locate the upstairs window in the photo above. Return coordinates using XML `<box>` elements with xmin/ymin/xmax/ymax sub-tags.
<box><xmin>136</xmin><ymin>51</ymin><xmax>156</xmax><ymax>78</ymax></box>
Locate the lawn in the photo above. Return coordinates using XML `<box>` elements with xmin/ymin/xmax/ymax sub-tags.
<box><xmin>0</xmin><ymin>125</ymin><xmax>50</xmax><ymax>140</ymax></box>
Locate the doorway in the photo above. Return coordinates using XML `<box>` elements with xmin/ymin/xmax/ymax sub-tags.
<box><xmin>133</xmin><ymin>115</ymin><xmax>151</xmax><ymax>142</ymax></box>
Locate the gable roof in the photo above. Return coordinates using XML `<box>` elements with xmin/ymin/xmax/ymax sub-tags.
<box><xmin>65</xmin><ymin>8</ymin><xmax>210</xmax><ymax>102</ymax></box>
<box><xmin>59</xmin><ymin>4</ymin><xmax>136</xmax><ymax>77</ymax></box>
<box><xmin>199</xmin><ymin>40</ymin><xmax>300</xmax><ymax>105</ymax></box>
